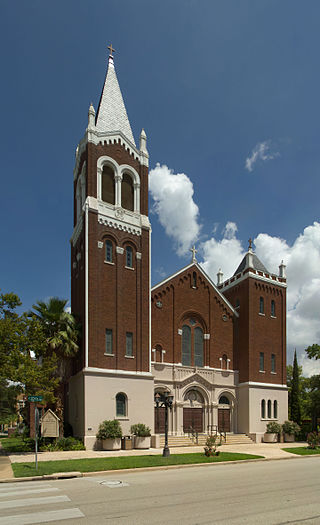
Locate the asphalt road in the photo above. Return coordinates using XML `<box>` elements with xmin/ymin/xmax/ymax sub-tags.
<box><xmin>1</xmin><ymin>457</ymin><xmax>320</xmax><ymax>524</ymax></box>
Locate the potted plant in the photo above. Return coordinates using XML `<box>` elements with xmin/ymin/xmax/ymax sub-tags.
<box><xmin>263</xmin><ymin>421</ymin><xmax>281</xmax><ymax>443</ymax></box>
<box><xmin>96</xmin><ymin>420</ymin><xmax>122</xmax><ymax>450</ymax></box>
<box><xmin>282</xmin><ymin>421</ymin><xmax>300</xmax><ymax>442</ymax></box>
<box><xmin>130</xmin><ymin>423</ymin><xmax>151</xmax><ymax>449</ymax></box>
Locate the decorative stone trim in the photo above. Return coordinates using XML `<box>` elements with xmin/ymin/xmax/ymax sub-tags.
<box><xmin>71</xmin><ymin>215</ymin><xmax>83</xmax><ymax>247</ymax></box>
<box><xmin>98</xmin><ymin>215</ymin><xmax>141</xmax><ymax>236</ymax></box>
<box><xmin>116</xmin><ymin>247</ymin><xmax>124</xmax><ymax>255</ymax></box>
<box><xmin>204</xmin><ymin>334</ymin><xmax>210</xmax><ymax>340</ymax></box>
<box><xmin>97</xmin><ymin>241</ymin><xmax>103</xmax><ymax>249</ymax></box>
<box><xmin>178</xmin><ymin>329</ymin><xmax>182</xmax><ymax>335</ymax></box>
<box><xmin>72</xmin><ymin>262</ymin><xmax>77</xmax><ymax>269</ymax></box>
<box><xmin>136</xmin><ymin>252</ymin><xmax>142</xmax><ymax>260</ymax></box>
<box><xmin>76</xmin><ymin>252</ymin><xmax>81</xmax><ymax>261</ymax></box>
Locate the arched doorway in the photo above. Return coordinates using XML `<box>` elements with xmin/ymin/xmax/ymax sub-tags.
<box><xmin>218</xmin><ymin>395</ymin><xmax>231</xmax><ymax>432</ymax></box>
<box><xmin>183</xmin><ymin>389</ymin><xmax>204</xmax><ymax>433</ymax></box>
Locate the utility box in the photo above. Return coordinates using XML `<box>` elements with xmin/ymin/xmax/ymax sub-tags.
<box><xmin>121</xmin><ymin>436</ymin><xmax>133</xmax><ymax>450</ymax></box>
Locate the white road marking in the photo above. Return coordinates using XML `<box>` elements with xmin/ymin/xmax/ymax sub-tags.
<box><xmin>0</xmin><ymin>487</ymin><xmax>60</xmax><ymax>498</ymax></box>
<box><xmin>0</xmin><ymin>495</ymin><xmax>70</xmax><ymax>510</ymax></box>
<box><xmin>0</xmin><ymin>482</ymin><xmax>49</xmax><ymax>493</ymax></box>
<box><xmin>0</xmin><ymin>507</ymin><xmax>84</xmax><ymax>524</ymax></box>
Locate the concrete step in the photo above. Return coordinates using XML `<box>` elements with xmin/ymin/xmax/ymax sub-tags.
<box><xmin>159</xmin><ymin>434</ymin><xmax>254</xmax><ymax>447</ymax></box>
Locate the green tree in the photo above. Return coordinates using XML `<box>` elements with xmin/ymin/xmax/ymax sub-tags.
<box><xmin>290</xmin><ymin>350</ymin><xmax>301</xmax><ymax>424</ymax></box>
<box><xmin>29</xmin><ymin>297</ymin><xmax>79</xmax><ymax>429</ymax></box>
<box><xmin>0</xmin><ymin>291</ymin><xmax>60</xmax><ymax>421</ymax></box>
<box><xmin>305</xmin><ymin>343</ymin><xmax>320</xmax><ymax>430</ymax></box>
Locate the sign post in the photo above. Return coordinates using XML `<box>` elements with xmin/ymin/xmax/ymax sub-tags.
<box><xmin>28</xmin><ymin>395</ymin><xmax>43</xmax><ymax>470</ymax></box>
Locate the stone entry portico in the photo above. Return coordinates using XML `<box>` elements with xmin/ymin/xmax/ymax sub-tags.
<box><xmin>153</xmin><ymin>362</ymin><xmax>238</xmax><ymax>435</ymax></box>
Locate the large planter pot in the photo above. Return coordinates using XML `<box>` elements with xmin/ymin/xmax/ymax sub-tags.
<box><xmin>134</xmin><ymin>436</ymin><xmax>151</xmax><ymax>449</ymax></box>
<box><xmin>102</xmin><ymin>438</ymin><xmax>121</xmax><ymax>450</ymax></box>
<box><xmin>284</xmin><ymin>433</ymin><xmax>295</xmax><ymax>443</ymax></box>
<box><xmin>263</xmin><ymin>433</ymin><xmax>278</xmax><ymax>443</ymax></box>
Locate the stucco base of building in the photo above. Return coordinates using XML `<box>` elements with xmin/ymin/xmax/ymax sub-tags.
<box><xmin>237</xmin><ymin>382</ymin><xmax>288</xmax><ymax>436</ymax></box>
<box><xmin>68</xmin><ymin>370</ymin><xmax>154</xmax><ymax>450</ymax></box>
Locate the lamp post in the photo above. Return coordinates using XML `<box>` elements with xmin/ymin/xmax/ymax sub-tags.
<box><xmin>154</xmin><ymin>391</ymin><xmax>174</xmax><ymax>457</ymax></box>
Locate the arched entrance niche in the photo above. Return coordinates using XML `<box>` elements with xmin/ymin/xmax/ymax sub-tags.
<box><xmin>217</xmin><ymin>392</ymin><xmax>235</xmax><ymax>433</ymax></box>
<box><xmin>182</xmin><ymin>387</ymin><xmax>206</xmax><ymax>433</ymax></box>
<box><xmin>154</xmin><ymin>386</ymin><xmax>172</xmax><ymax>434</ymax></box>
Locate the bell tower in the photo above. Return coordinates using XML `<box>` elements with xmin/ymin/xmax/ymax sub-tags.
<box><xmin>69</xmin><ymin>46</ymin><xmax>153</xmax><ymax>449</ymax></box>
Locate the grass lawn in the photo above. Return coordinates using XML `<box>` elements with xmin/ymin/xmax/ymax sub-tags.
<box><xmin>282</xmin><ymin>447</ymin><xmax>320</xmax><ymax>456</ymax></box>
<box><xmin>12</xmin><ymin>452</ymin><xmax>264</xmax><ymax>478</ymax></box>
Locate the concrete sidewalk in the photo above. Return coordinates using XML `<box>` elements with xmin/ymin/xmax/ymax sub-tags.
<box><xmin>0</xmin><ymin>443</ymin><xmax>13</xmax><ymax>479</ymax></box>
<box><xmin>8</xmin><ymin>441</ymin><xmax>306</xmax><ymax>464</ymax></box>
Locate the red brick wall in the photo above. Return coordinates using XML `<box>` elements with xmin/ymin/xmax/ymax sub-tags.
<box><xmin>71</xmin><ymin>140</ymin><xmax>150</xmax><ymax>374</ymax></box>
<box><xmin>223</xmin><ymin>277</ymin><xmax>286</xmax><ymax>384</ymax></box>
<box><xmin>151</xmin><ymin>265</ymin><xmax>234</xmax><ymax>368</ymax></box>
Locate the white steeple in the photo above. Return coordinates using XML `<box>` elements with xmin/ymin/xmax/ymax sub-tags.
<box><xmin>95</xmin><ymin>45</ymin><xmax>136</xmax><ymax>145</ymax></box>
<box><xmin>279</xmin><ymin>260</ymin><xmax>286</xmax><ymax>278</ymax></box>
<box><xmin>217</xmin><ymin>268</ymin><xmax>224</xmax><ymax>285</ymax></box>
<box><xmin>88</xmin><ymin>103</ymin><xmax>95</xmax><ymax>130</ymax></box>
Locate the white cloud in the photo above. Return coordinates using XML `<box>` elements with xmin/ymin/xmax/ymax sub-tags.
<box><xmin>245</xmin><ymin>140</ymin><xmax>280</xmax><ymax>172</ymax></box>
<box><xmin>201</xmin><ymin>222</ymin><xmax>245</xmax><ymax>280</ymax></box>
<box><xmin>149</xmin><ymin>164</ymin><xmax>200</xmax><ymax>256</ymax></box>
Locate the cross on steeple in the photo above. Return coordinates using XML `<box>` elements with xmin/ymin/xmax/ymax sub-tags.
<box><xmin>108</xmin><ymin>43</ymin><xmax>116</xmax><ymax>58</ymax></box>
<box><xmin>190</xmin><ymin>245</ymin><xmax>197</xmax><ymax>263</ymax></box>
<box><xmin>248</xmin><ymin>238</ymin><xmax>253</xmax><ymax>251</ymax></box>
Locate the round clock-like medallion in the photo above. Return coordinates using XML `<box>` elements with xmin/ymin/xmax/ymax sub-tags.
<box><xmin>156</xmin><ymin>301</ymin><xmax>162</xmax><ymax>308</ymax></box>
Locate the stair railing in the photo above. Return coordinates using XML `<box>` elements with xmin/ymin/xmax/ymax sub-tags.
<box><xmin>207</xmin><ymin>424</ymin><xmax>226</xmax><ymax>444</ymax></box>
<box><xmin>187</xmin><ymin>426</ymin><xmax>198</xmax><ymax>444</ymax></box>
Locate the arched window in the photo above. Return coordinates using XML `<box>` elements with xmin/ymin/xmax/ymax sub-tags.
<box><xmin>121</xmin><ymin>173</ymin><xmax>134</xmax><ymax>211</ymax></box>
<box><xmin>116</xmin><ymin>393</ymin><xmax>126</xmax><ymax>417</ymax></box>
<box><xmin>194</xmin><ymin>327</ymin><xmax>203</xmax><ymax>367</ymax></box>
<box><xmin>261</xmin><ymin>399</ymin><xmax>266</xmax><ymax>418</ymax></box>
<box><xmin>101</xmin><ymin>165</ymin><xmax>115</xmax><ymax>204</ymax></box>
<box><xmin>259</xmin><ymin>297</ymin><xmax>264</xmax><ymax>314</ymax></box>
<box><xmin>155</xmin><ymin>344</ymin><xmax>162</xmax><ymax>363</ymax></box>
<box><xmin>182</xmin><ymin>325</ymin><xmax>191</xmax><ymax>366</ymax></box>
<box><xmin>267</xmin><ymin>400</ymin><xmax>272</xmax><ymax>418</ymax></box>
<box><xmin>222</xmin><ymin>354</ymin><xmax>228</xmax><ymax>370</ymax></box>
<box><xmin>273</xmin><ymin>400</ymin><xmax>278</xmax><ymax>419</ymax></box>
<box><xmin>125</xmin><ymin>246</ymin><xmax>133</xmax><ymax>268</ymax></box>
<box><xmin>105</xmin><ymin>240</ymin><xmax>113</xmax><ymax>263</ymax></box>
<box><xmin>271</xmin><ymin>300</ymin><xmax>276</xmax><ymax>317</ymax></box>
<box><xmin>219</xmin><ymin>395</ymin><xmax>230</xmax><ymax>405</ymax></box>
<box><xmin>192</xmin><ymin>272</ymin><xmax>197</xmax><ymax>288</ymax></box>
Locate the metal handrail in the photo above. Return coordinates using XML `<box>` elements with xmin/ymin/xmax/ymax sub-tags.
<box><xmin>187</xmin><ymin>426</ymin><xmax>199</xmax><ymax>444</ymax></box>
<box><xmin>207</xmin><ymin>424</ymin><xmax>226</xmax><ymax>443</ymax></box>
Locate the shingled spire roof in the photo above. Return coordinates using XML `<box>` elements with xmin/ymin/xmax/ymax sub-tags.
<box><xmin>95</xmin><ymin>51</ymin><xmax>136</xmax><ymax>146</ymax></box>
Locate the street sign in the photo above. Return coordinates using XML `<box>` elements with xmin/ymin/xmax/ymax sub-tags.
<box><xmin>27</xmin><ymin>395</ymin><xmax>43</xmax><ymax>403</ymax></box>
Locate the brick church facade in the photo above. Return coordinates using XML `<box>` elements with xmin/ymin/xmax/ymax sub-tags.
<box><xmin>68</xmin><ymin>49</ymin><xmax>288</xmax><ymax>449</ymax></box>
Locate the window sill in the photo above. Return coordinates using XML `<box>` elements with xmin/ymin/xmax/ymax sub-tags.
<box><xmin>271</xmin><ymin>371</ymin><xmax>277</xmax><ymax>374</ymax></box>
<box><xmin>116</xmin><ymin>417</ymin><xmax>129</xmax><ymax>421</ymax></box>
<box><xmin>104</xmin><ymin>261</ymin><xmax>115</xmax><ymax>265</ymax></box>
<box><xmin>258</xmin><ymin>313</ymin><xmax>265</xmax><ymax>316</ymax></box>
<box><xmin>259</xmin><ymin>370</ymin><xmax>265</xmax><ymax>373</ymax></box>
<box><xmin>125</xmin><ymin>266</ymin><xmax>134</xmax><ymax>271</ymax></box>
<box><xmin>125</xmin><ymin>355</ymin><xmax>135</xmax><ymax>359</ymax></box>
<box><xmin>104</xmin><ymin>353</ymin><xmax>114</xmax><ymax>357</ymax></box>
<box><xmin>271</xmin><ymin>315</ymin><xmax>277</xmax><ymax>319</ymax></box>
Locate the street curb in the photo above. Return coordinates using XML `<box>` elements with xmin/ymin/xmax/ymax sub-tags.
<box><xmin>1</xmin><ymin>452</ymin><xmax>319</xmax><ymax>483</ymax></box>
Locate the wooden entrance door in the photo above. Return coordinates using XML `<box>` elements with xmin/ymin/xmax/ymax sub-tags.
<box><xmin>183</xmin><ymin>408</ymin><xmax>203</xmax><ymax>433</ymax></box>
<box><xmin>218</xmin><ymin>409</ymin><xmax>230</xmax><ymax>432</ymax></box>
<box><xmin>154</xmin><ymin>407</ymin><xmax>165</xmax><ymax>433</ymax></box>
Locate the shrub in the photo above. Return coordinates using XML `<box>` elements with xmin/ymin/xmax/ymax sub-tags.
<box><xmin>266</xmin><ymin>422</ymin><xmax>281</xmax><ymax>434</ymax></box>
<box><xmin>297</xmin><ymin>420</ymin><xmax>312</xmax><ymax>441</ymax></box>
<box><xmin>282</xmin><ymin>421</ymin><xmax>301</xmax><ymax>436</ymax></box>
<box><xmin>96</xmin><ymin>420</ymin><xmax>122</xmax><ymax>440</ymax></box>
<box><xmin>204</xmin><ymin>435</ymin><xmax>221</xmax><ymax>457</ymax></box>
<box><xmin>39</xmin><ymin>437</ymin><xmax>85</xmax><ymax>451</ymax></box>
<box><xmin>307</xmin><ymin>431</ymin><xmax>320</xmax><ymax>449</ymax></box>
<box><xmin>130</xmin><ymin>423</ymin><xmax>151</xmax><ymax>437</ymax></box>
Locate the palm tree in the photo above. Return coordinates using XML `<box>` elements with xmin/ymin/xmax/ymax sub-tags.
<box><xmin>30</xmin><ymin>297</ymin><xmax>80</xmax><ymax>433</ymax></box>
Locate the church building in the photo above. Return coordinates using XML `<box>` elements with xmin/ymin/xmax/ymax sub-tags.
<box><xmin>68</xmin><ymin>47</ymin><xmax>288</xmax><ymax>450</ymax></box>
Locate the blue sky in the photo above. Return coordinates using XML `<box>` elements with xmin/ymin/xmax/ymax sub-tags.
<box><xmin>1</xmin><ymin>1</ymin><xmax>320</xmax><ymax>374</ymax></box>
